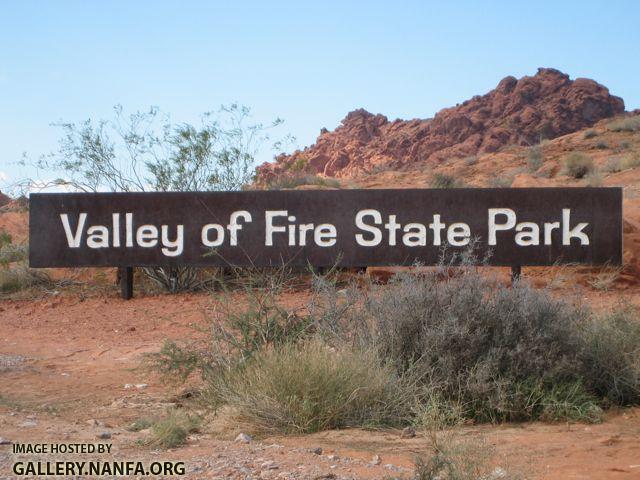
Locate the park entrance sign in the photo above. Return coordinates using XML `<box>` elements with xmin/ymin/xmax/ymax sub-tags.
<box><xmin>30</xmin><ymin>188</ymin><xmax>622</xmax><ymax>294</ymax></box>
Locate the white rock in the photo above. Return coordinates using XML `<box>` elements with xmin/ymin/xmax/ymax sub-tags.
<box><xmin>261</xmin><ymin>461</ymin><xmax>279</xmax><ymax>470</ymax></box>
<box><xmin>490</xmin><ymin>467</ymin><xmax>508</xmax><ymax>479</ymax></box>
<box><xmin>124</xmin><ymin>384</ymin><xmax>133</xmax><ymax>389</ymax></box>
<box><xmin>235</xmin><ymin>432</ymin><xmax>252</xmax><ymax>443</ymax></box>
<box><xmin>135</xmin><ymin>384</ymin><xmax>148</xmax><ymax>389</ymax></box>
<box><xmin>19</xmin><ymin>420</ymin><xmax>37</xmax><ymax>428</ymax></box>
<box><xmin>371</xmin><ymin>455</ymin><xmax>381</xmax><ymax>465</ymax></box>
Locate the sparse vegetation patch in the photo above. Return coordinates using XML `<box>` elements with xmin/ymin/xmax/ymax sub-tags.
<box><xmin>563</xmin><ymin>152</ymin><xmax>594</xmax><ymax>179</ymax></box>
<box><xmin>151</xmin><ymin>262</ymin><xmax>640</xmax><ymax>434</ymax></box>
<box><xmin>607</xmin><ymin>115</ymin><xmax>640</xmax><ymax>132</ymax></box>
<box><xmin>430</xmin><ymin>173</ymin><xmax>464</xmax><ymax>189</ymax></box>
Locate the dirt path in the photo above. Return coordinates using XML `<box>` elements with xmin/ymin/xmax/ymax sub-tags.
<box><xmin>1</xmin><ymin>292</ymin><xmax>640</xmax><ymax>479</ymax></box>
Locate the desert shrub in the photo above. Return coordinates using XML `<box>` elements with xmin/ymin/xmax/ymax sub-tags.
<box><xmin>430</xmin><ymin>173</ymin><xmax>463</xmax><ymax>189</ymax></box>
<box><xmin>621</xmin><ymin>152</ymin><xmax>640</xmax><ymax>170</ymax></box>
<box><xmin>527</xmin><ymin>145</ymin><xmax>544</xmax><ymax>172</ymax></box>
<box><xmin>604</xmin><ymin>157</ymin><xmax>622</xmax><ymax>173</ymax></box>
<box><xmin>463</xmin><ymin>155</ymin><xmax>478</xmax><ymax>166</ymax></box>
<box><xmin>290</xmin><ymin>156</ymin><xmax>308</xmax><ymax>172</ymax></box>
<box><xmin>0</xmin><ymin>230</ymin><xmax>11</xmax><ymax>247</ymax></box>
<box><xmin>0</xmin><ymin>265</ymin><xmax>53</xmax><ymax>293</ymax></box>
<box><xmin>563</xmin><ymin>152</ymin><xmax>594</xmax><ymax>179</ymax></box>
<box><xmin>411</xmin><ymin>433</ymin><xmax>522</xmax><ymax>480</ymax></box>
<box><xmin>536</xmin><ymin>381</ymin><xmax>602</xmax><ymax>422</ymax></box>
<box><xmin>0</xmin><ymin>229</ymin><xmax>28</xmax><ymax>267</ymax></box>
<box><xmin>150</xmin><ymin>262</ymin><xmax>640</xmax><ymax>432</ymax></box>
<box><xmin>21</xmin><ymin>104</ymin><xmax>290</xmax><ymax>293</ymax></box>
<box><xmin>607</xmin><ymin>115</ymin><xmax>640</xmax><ymax>132</ymax></box>
<box><xmin>0</xmin><ymin>231</ymin><xmax>62</xmax><ymax>294</ymax></box>
<box><xmin>267</xmin><ymin>174</ymin><xmax>340</xmax><ymax>190</ymax></box>
<box><xmin>146</xmin><ymin>266</ymin><xmax>312</xmax><ymax>383</ymax></box>
<box><xmin>148</xmin><ymin>340</ymin><xmax>202</xmax><ymax>383</ymax></box>
<box><xmin>580</xmin><ymin>308</ymin><xmax>640</xmax><ymax>405</ymax></box>
<box><xmin>128</xmin><ymin>418</ymin><xmax>153</xmax><ymax>432</ymax></box>
<box><xmin>147</xmin><ymin>410</ymin><xmax>201</xmax><ymax>449</ymax></box>
<box><xmin>595</xmin><ymin>140</ymin><xmax>609</xmax><ymax>149</ymax></box>
<box><xmin>588</xmin><ymin>265</ymin><xmax>622</xmax><ymax>291</ymax></box>
<box><xmin>586</xmin><ymin>169</ymin><xmax>603</xmax><ymax>187</ymax></box>
<box><xmin>215</xmin><ymin>340</ymin><xmax>408</xmax><ymax>433</ymax></box>
<box><xmin>488</xmin><ymin>175</ymin><xmax>513</xmax><ymax>188</ymax></box>
<box><xmin>312</xmin><ymin>269</ymin><xmax>639</xmax><ymax>423</ymax></box>
<box><xmin>583</xmin><ymin>130</ymin><xmax>598</xmax><ymax>139</ymax></box>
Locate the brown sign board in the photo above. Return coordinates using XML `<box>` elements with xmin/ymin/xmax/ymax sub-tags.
<box><xmin>29</xmin><ymin>188</ymin><xmax>622</xmax><ymax>268</ymax></box>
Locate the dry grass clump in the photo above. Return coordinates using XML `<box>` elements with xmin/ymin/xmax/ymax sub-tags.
<box><xmin>147</xmin><ymin>410</ymin><xmax>201</xmax><ymax>449</ymax></box>
<box><xmin>588</xmin><ymin>265</ymin><xmax>623</xmax><ymax>291</ymax></box>
<box><xmin>585</xmin><ymin>169</ymin><xmax>603</xmax><ymax>187</ymax></box>
<box><xmin>430</xmin><ymin>173</ymin><xmax>464</xmax><ymax>189</ymax></box>
<box><xmin>526</xmin><ymin>145</ymin><xmax>544</xmax><ymax>172</ymax></box>
<box><xmin>563</xmin><ymin>152</ymin><xmax>594</xmax><ymax>179</ymax></box>
<box><xmin>411</xmin><ymin>433</ymin><xmax>522</xmax><ymax>480</ymax></box>
<box><xmin>621</xmin><ymin>152</ymin><xmax>640</xmax><ymax>169</ymax></box>
<box><xmin>0</xmin><ymin>229</ymin><xmax>55</xmax><ymax>294</ymax></box>
<box><xmin>266</xmin><ymin>174</ymin><xmax>340</xmax><ymax>190</ymax></box>
<box><xmin>607</xmin><ymin>115</ymin><xmax>640</xmax><ymax>132</ymax></box>
<box><xmin>217</xmin><ymin>340</ymin><xmax>407</xmax><ymax>433</ymax></box>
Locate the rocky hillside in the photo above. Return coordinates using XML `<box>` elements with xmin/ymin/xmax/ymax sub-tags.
<box><xmin>256</xmin><ymin>68</ymin><xmax>624</xmax><ymax>183</ymax></box>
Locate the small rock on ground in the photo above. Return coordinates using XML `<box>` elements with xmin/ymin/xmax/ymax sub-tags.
<box><xmin>235</xmin><ymin>432</ymin><xmax>252</xmax><ymax>444</ymax></box>
<box><xmin>401</xmin><ymin>426</ymin><xmax>416</xmax><ymax>438</ymax></box>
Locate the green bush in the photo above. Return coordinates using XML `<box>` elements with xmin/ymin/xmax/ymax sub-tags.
<box><xmin>563</xmin><ymin>152</ymin><xmax>594</xmax><ymax>179</ymax></box>
<box><xmin>216</xmin><ymin>340</ymin><xmax>408</xmax><ymax>433</ymax></box>
<box><xmin>148</xmin><ymin>410</ymin><xmax>200</xmax><ymax>449</ymax></box>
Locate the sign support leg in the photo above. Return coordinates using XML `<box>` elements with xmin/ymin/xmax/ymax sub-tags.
<box><xmin>510</xmin><ymin>265</ymin><xmax>521</xmax><ymax>285</ymax></box>
<box><xmin>120</xmin><ymin>267</ymin><xmax>134</xmax><ymax>300</ymax></box>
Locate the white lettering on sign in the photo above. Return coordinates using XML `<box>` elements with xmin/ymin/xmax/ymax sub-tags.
<box><xmin>355</xmin><ymin>209</ymin><xmax>472</xmax><ymax>247</ymax></box>
<box><xmin>59</xmin><ymin>213</ymin><xmax>184</xmax><ymax>257</ymax></box>
<box><xmin>59</xmin><ymin>207</ymin><xmax>592</xmax><ymax>257</ymax></box>
<box><xmin>488</xmin><ymin>208</ymin><xmax>589</xmax><ymax>246</ymax></box>
<box><xmin>265</xmin><ymin>210</ymin><xmax>337</xmax><ymax>247</ymax></box>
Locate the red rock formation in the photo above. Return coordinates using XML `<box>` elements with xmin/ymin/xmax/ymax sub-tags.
<box><xmin>256</xmin><ymin>68</ymin><xmax>624</xmax><ymax>184</ymax></box>
<box><xmin>0</xmin><ymin>191</ymin><xmax>11</xmax><ymax>208</ymax></box>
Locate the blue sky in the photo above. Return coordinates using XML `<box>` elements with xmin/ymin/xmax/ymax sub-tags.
<box><xmin>1</xmin><ymin>0</ymin><xmax>639</xmax><ymax>191</ymax></box>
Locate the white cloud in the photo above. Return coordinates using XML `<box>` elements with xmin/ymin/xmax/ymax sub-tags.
<box><xmin>0</xmin><ymin>171</ymin><xmax>8</xmax><ymax>182</ymax></box>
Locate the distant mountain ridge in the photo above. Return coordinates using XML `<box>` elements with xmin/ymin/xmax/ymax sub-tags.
<box><xmin>256</xmin><ymin>68</ymin><xmax>624</xmax><ymax>183</ymax></box>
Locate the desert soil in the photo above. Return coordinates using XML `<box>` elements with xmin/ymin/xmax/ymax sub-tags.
<box><xmin>1</xmin><ymin>287</ymin><xmax>639</xmax><ymax>480</ymax></box>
